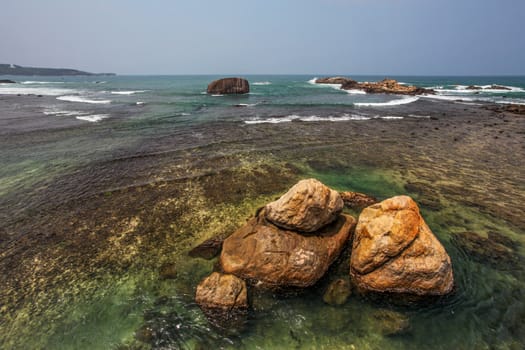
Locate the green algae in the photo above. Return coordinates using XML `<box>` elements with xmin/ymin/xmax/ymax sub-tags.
<box><xmin>1</xmin><ymin>107</ymin><xmax>524</xmax><ymax>350</ymax></box>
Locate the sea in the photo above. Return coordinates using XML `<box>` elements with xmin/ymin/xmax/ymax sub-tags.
<box><xmin>1</xmin><ymin>75</ymin><xmax>524</xmax><ymax>124</ymax></box>
<box><xmin>0</xmin><ymin>75</ymin><xmax>524</xmax><ymax>349</ymax></box>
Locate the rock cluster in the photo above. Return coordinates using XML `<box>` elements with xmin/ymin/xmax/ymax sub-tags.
<box><xmin>315</xmin><ymin>77</ymin><xmax>434</xmax><ymax>95</ymax></box>
<box><xmin>207</xmin><ymin>77</ymin><xmax>249</xmax><ymax>94</ymax></box>
<box><xmin>189</xmin><ymin>178</ymin><xmax>455</xmax><ymax>334</ymax></box>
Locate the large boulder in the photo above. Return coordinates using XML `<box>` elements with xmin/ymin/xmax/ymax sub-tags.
<box><xmin>220</xmin><ymin>212</ymin><xmax>356</xmax><ymax>289</ymax></box>
<box><xmin>350</xmin><ymin>196</ymin><xmax>454</xmax><ymax>296</ymax></box>
<box><xmin>195</xmin><ymin>272</ymin><xmax>248</xmax><ymax>310</ymax></box>
<box><xmin>207</xmin><ymin>77</ymin><xmax>249</xmax><ymax>94</ymax></box>
<box><xmin>0</xmin><ymin>79</ymin><xmax>16</xmax><ymax>84</ymax></box>
<box><xmin>265</xmin><ymin>178</ymin><xmax>344</xmax><ymax>232</ymax></box>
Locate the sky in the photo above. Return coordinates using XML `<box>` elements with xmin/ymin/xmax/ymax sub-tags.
<box><xmin>1</xmin><ymin>0</ymin><xmax>524</xmax><ymax>75</ymax></box>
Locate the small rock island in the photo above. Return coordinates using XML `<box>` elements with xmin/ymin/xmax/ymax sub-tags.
<box><xmin>207</xmin><ymin>77</ymin><xmax>250</xmax><ymax>94</ymax></box>
<box><xmin>316</xmin><ymin>77</ymin><xmax>434</xmax><ymax>95</ymax></box>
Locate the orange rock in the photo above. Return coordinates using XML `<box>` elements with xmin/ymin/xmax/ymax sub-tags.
<box><xmin>195</xmin><ymin>272</ymin><xmax>248</xmax><ymax>310</ymax></box>
<box><xmin>350</xmin><ymin>196</ymin><xmax>454</xmax><ymax>296</ymax></box>
<box><xmin>265</xmin><ymin>178</ymin><xmax>344</xmax><ymax>233</ymax></box>
<box><xmin>220</xmin><ymin>212</ymin><xmax>355</xmax><ymax>288</ymax></box>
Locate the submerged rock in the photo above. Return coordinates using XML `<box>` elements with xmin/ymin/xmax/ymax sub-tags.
<box><xmin>220</xmin><ymin>211</ymin><xmax>355</xmax><ymax>289</ymax></box>
<box><xmin>350</xmin><ymin>196</ymin><xmax>454</xmax><ymax>296</ymax></box>
<box><xmin>339</xmin><ymin>191</ymin><xmax>377</xmax><ymax>210</ymax></box>
<box><xmin>451</xmin><ymin>231</ymin><xmax>520</xmax><ymax>270</ymax></box>
<box><xmin>207</xmin><ymin>77</ymin><xmax>249</xmax><ymax>94</ymax></box>
<box><xmin>189</xmin><ymin>236</ymin><xmax>224</xmax><ymax>260</ymax></box>
<box><xmin>265</xmin><ymin>178</ymin><xmax>344</xmax><ymax>232</ymax></box>
<box><xmin>158</xmin><ymin>262</ymin><xmax>177</xmax><ymax>279</ymax></box>
<box><xmin>372</xmin><ymin>309</ymin><xmax>411</xmax><ymax>336</ymax></box>
<box><xmin>323</xmin><ymin>278</ymin><xmax>352</xmax><ymax>305</ymax></box>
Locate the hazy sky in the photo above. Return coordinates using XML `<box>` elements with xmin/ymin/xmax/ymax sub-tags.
<box><xmin>2</xmin><ymin>0</ymin><xmax>524</xmax><ymax>75</ymax></box>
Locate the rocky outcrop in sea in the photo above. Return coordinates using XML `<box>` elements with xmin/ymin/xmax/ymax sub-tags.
<box><xmin>315</xmin><ymin>77</ymin><xmax>434</xmax><ymax>95</ymax></box>
<box><xmin>207</xmin><ymin>77</ymin><xmax>250</xmax><ymax>94</ymax></box>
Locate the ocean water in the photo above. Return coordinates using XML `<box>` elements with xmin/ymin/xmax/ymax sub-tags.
<box><xmin>1</xmin><ymin>75</ymin><xmax>524</xmax><ymax>125</ymax></box>
<box><xmin>0</xmin><ymin>75</ymin><xmax>524</xmax><ymax>349</ymax></box>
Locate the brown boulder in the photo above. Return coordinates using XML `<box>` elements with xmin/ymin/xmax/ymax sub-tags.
<box><xmin>220</xmin><ymin>212</ymin><xmax>356</xmax><ymax>288</ymax></box>
<box><xmin>315</xmin><ymin>77</ymin><xmax>357</xmax><ymax>85</ymax></box>
<box><xmin>350</xmin><ymin>196</ymin><xmax>454</xmax><ymax>296</ymax></box>
<box><xmin>339</xmin><ymin>191</ymin><xmax>377</xmax><ymax>210</ymax></box>
<box><xmin>207</xmin><ymin>77</ymin><xmax>249</xmax><ymax>94</ymax></box>
<box><xmin>195</xmin><ymin>272</ymin><xmax>248</xmax><ymax>310</ymax></box>
<box><xmin>265</xmin><ymin>178</ymin><xmax>344</xmax><ymax>232</ymax></box>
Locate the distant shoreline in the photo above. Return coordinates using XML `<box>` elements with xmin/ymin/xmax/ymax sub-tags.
<box><xmin>0</xmin><ymin>64</ymin><xmax>115</xmax><ymax>76</ymax></box>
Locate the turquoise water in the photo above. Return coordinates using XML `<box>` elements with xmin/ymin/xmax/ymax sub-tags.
<box><xmin>0</xmin><ymin>75</ymin><xmax>524</xmax><ymax>349</ymax></box>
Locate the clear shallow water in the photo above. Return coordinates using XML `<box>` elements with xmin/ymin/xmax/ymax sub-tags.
<box><xmin>0</xmin><ymin>75</ymin><xmax>524</xmax><ymax>349</ymax></box>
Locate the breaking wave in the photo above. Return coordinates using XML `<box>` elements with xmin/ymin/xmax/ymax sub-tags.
<box><xmin>354</xmin><ymin>96</ymin><xmax>419</xmax><ymax>107</ymax></box>
<box><xmin>57</xmin><ymin>95</ymin><xmax>112</xmax><ymax>104</ymax></box>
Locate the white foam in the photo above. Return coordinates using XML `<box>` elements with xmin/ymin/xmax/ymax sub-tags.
<box><xmin>75</xmin><ymin>114</ymin><xmax>109</xmax><ymax>122</ymax></box>
<box><xmin>244</xmin><ymin>114</ymin><xmax>371</xmax><ymax>124</ymax></box>
<box><xmin>21</xmin><ymin>81</ymin><xmax>64</xmax><ymax>85</ymax></box>
<box><xmin>0</xmin><ymin>87</ymin><xmax>74</xmax><ymax>96</ymax></box>
<box><xmin>344</xmin><ymin>89</ymin><xmax>367</xmax><ymax>95</ymax></box>
<box><xmin>136</xmin><ymin>101</ymin><xmax>145</xmax><ymax>105</ymax></box>
<box><xmin>44</xmin><ymin>109</ymin><xmax>84</xmax><ymax>116</ymax></box>
<box><xmin>307</xmin><ymin>77</ymin><xmax>318</xmax><ymax>84</ymax></box>
<box><xmin>245</xmin><ymin>115</ymin><xmax>300</xmax><ymax>124</ymax></box>
<box><xmin>111</xmin><ymin>90</ymin><xmax>146</xmax><ymax>95</ymax></box>
<box><xmin>57</xmin><ymin>95</ymin><xmax>111</xmax><ymax>104</ymax></box>
<box><xmin>252</xmin><ymin>82</ymin><xmax>272</xmax><ymax>86</ymax></box>
<box><xmin>299</xmin><ymin>114</ymin><xmax>371</xmax><ymax>122</ymax></box>
<box><xmin>379</xmin><ymin>116</ymin><xmax>404</xmax><ymax>120</ymax></box>
<box><xmin>211</xmin><ymin>94</ymin><xmax>224</xmax><ymax>97</ymax></box>
<box><xmin>434</xmin><ymin>88</ymin><xmax>474</xmax><ymax>94</ymax></box>
<box><xmin>354</xmin><ymin>96</ymin><xmax>419</xmax><ymax>107</ymax></box>
<box><xmin>495</xmin><ymin>100</ymin><xmax>525</xmax><ymax>105</ymax></box>
<box><xmin>420</xmin><ymin>94</ymin><xmax>475</xmax><ymax>102</ymax></box>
